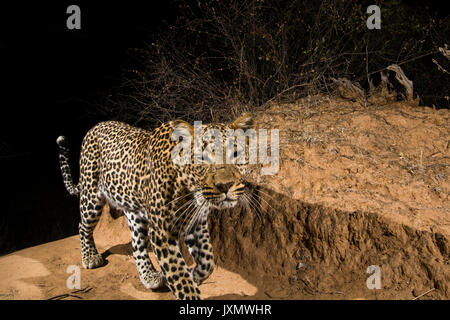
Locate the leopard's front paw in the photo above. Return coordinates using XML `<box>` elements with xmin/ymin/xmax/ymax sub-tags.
<box><xmin>141</xmin><ymin>271</ymin><xmax>166</xmax><ymax>290</ymax></box>
<box><xmin>82</xmin><ymin>254</ymin><xmax>104</xmax><ymax>269</ymax></box>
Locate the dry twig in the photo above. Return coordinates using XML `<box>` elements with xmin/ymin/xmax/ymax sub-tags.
<box><xmin>412</xmin><ymin>288</ymin><xmax>435</xmax><ymax>300</ymax></box>
<box><xmin>47</xmin><ymin>287</ymin><xmax>93</xmax><ymax>300</ymax></box>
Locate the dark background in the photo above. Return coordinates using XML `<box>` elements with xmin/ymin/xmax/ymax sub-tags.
<box><xmin>0</xmin><ymin>1</ymin><xmax>175</xmax><ymax>253</ymax></box>
<box><xmin>0</xmin><ymin>1</ymin><xmax>448</xmax><ymax>254</ymax></box>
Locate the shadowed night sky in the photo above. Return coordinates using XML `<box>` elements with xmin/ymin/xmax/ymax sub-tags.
<box><xmin>0</xmin><ymin>1</ymin><xmax>173</xmax><ymax>252</ymax></box>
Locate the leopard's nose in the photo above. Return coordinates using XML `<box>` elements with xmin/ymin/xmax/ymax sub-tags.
<box><xmin>215</xmin><ymin>182</ymin><xmax>234</xmax><ymax>194</ymax></box>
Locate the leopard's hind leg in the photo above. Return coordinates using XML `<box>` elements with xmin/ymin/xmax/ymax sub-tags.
<box><xmin>79</xmin><ymin>191</ymin><xmax>105</xmax><ymax>269</ymax></box>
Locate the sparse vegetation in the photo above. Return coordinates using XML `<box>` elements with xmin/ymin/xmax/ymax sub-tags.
<box><xmin>95</xmin><ymin>0</ymin><xmax>449</xmax><ymax>127</ymax></box>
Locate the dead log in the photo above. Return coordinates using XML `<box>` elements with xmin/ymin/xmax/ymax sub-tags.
<box><xmin>386</xmin><ymin>64</ymin><xmax>415</xmax><ymax>102</ymax></box>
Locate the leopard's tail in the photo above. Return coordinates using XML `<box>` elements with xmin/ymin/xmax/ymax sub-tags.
<box><xmin>56</xmin><ymin>136</ymin><xmax>80</xmax><ymax>196</ymax></box>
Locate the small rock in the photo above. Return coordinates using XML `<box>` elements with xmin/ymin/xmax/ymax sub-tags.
<box><xmin>297</xmin><ymin>262</ymin><xmax>307</xmax><ymax>270</ymax></box>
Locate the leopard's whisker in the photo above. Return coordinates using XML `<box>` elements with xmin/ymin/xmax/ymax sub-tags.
<box><xmin>171</xmin><ymin>193</ymin><xmax>202</xmax><ymax>231</ymax></box>
<box><xmin>241</xmin><ymin>193</ymin><xmax>254</xmax><ymax>213</ymax></box>
<box><xmin>191</xmin><ymin>196</ymin><xmax>208</xmax><ymax>228</ymax></box>
<box><xmin>252</xmin><ymin>189</ymin><xmax>276</xmax><ymax>213</ymax></box>
<box><xmin>185</xmin><ymin>206</ymin><xmax>200</xmax><ymax>234</ymax></box>
<box><xmin>186</xmin><ymin>199</ymin><xmax>207</xmax><ymax>234</ymax></box>
<box><xmin>165</xmin><ymin>190</ymin><xmax>199</xmax><ymax>208</ymax></box>
<box><xmin>254</xmin><ymin>188</ymin><xmax>277</xmax><ymax>202</ymax></box>
<box><xmin>171</xmin><ymin>195</ymin><xmax>196</xmax><ymax>217</ymax></box>
<box><xmin>179</xmin><ymin>195</ymin><xmax>202</xmax><ymax>228</ymax></box>
<box><xmin>176</xmin><ymin>192</ymin><xmax>204</xmax><ymax>228</ymax></box>
<box><xmin>242</xmin><ymin>193</ymin><xmax>263</xmax><ymax>222</ymax></box>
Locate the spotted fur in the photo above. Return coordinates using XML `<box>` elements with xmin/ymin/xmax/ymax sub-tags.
<box><xmin>57</xmin><ymin>114</ymin><xmax>254</xmax><ymax>300</ymax></box>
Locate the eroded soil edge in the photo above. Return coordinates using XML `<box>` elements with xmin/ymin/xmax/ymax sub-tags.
<box><xmin>209</xmin><ymin>188</ymin><xmax>449</xmax><ymax>300</ymax></box>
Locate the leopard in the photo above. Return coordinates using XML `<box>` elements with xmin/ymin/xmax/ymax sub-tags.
<box><xmin>56</xmin><ymin>113</ymin><xmax>255</xmax><ymax>300</ymax></box>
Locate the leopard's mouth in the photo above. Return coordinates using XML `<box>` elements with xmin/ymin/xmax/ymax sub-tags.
<box><xmin>220</xmin><ymin>199</ymin><xmax>238</xmax><ymax>207</ymax></box>
<box><xmin>199</xmin><ymin>192</ymin><xmax>238</xmax><ymax>208</ymax></box>
<box><xmin>211</xmin><ymin>194</ymin><xmax>239</xmax><ymax>209</ymax></box>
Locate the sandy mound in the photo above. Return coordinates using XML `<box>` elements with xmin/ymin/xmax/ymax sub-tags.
<box><xmin>0</xmin><ymin>222</ymin><xmax>256</xmax><ymax>300</ymax></box>
<box><xmin>254</xmin><ymin>98</ymin><xmax>449</xmax><ymax>236</ymax></box>
<box><xmin>209</xmin><ymin>98</ymin><xmax>449</xmax><ymax>300</ymax></box>
<box><xmin>1</xmin><ymin>97</ymin><xmax>448</xmax><ymax>300</ymax></box>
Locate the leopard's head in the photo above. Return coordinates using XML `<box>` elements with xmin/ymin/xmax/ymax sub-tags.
<box><xmin>171</xmin><ymin>113</ymin><xmax>255</xmax><ymax>210</ymax></box>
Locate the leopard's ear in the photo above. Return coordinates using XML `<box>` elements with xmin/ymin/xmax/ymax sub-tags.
<box><xmin>231</xmin><ymin>113</ymin><xmax>253</xmax><ymax>130</ymax></box>
<box><xmin>172</xmin><ymin>120</ymin><xmax>194</xmax><ymax>137</ymax></box>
